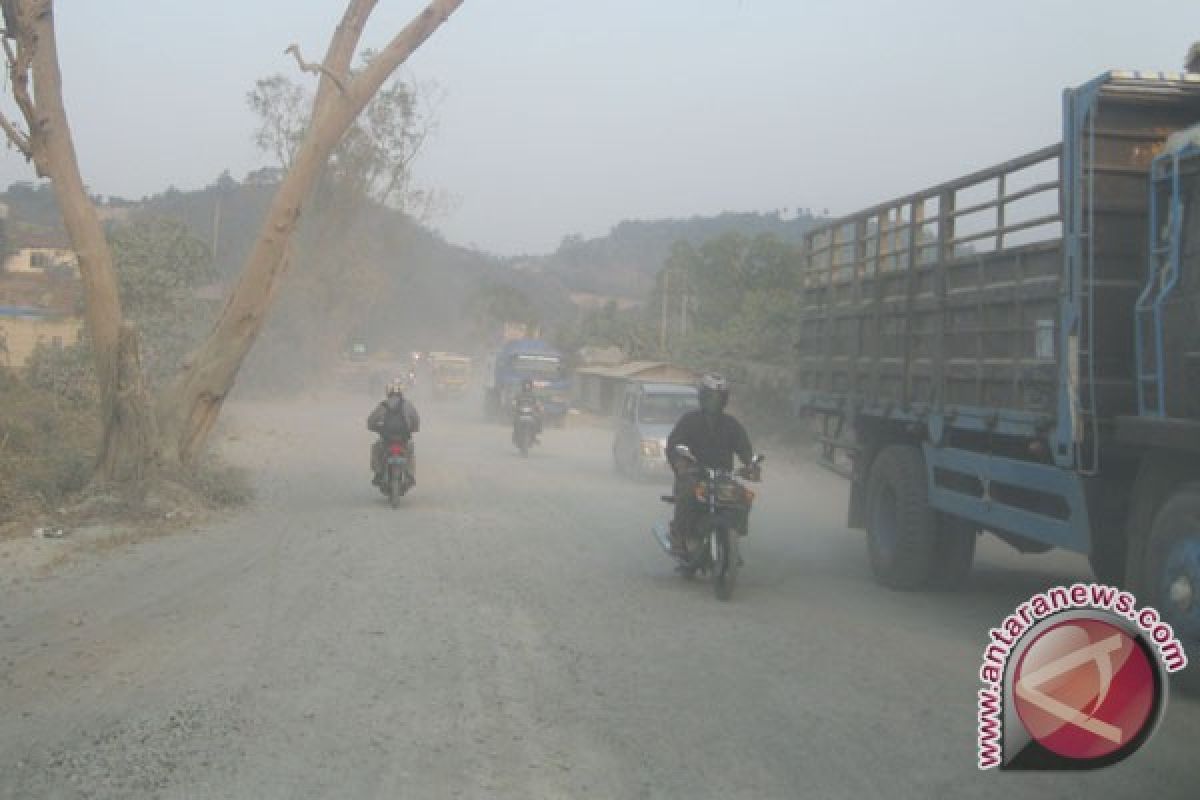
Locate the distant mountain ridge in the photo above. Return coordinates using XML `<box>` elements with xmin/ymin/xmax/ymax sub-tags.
<box><xmin>520</xmin><ymin>210</ymin><xmax>825</xmax><ymax>298</ymax></box>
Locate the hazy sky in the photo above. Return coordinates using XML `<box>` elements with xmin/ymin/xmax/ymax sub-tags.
<box><xmin>1</xmin><ymin>1</ymin><xmax>1196</xmax><ymax>255</ymax></box>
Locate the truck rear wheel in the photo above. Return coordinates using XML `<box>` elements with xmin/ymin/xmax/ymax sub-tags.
<box><xmin>1143</xmin><ymin>483</ymin><xmax>1200</xmax><ymax>694</ymax></box>
<box><xmin>1088</xmin><ymin>484</ymin><xmax>1130</xmax><ymax>586</ymax></box>
<box><xmin>1088</xmin><ymin>536</ymin><xmax>1127</xmax><ymax>588</ymax></box>
<box><xmin>866</xmin><ymin>445</ymin><xmax>938</xmax><ymax>590</ymax></box>
<box><xmin>930</xmin><ymin>516</ymin><xmax>976</xmax><ymax>590</ymax></box>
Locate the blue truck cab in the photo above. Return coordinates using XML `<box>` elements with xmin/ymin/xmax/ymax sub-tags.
<box><xmin>796</xmin><ymin>69</ymin><xmax>1200</xmax><ymax>689</ymax></box>
<box><xmin>483</xmin><ymin>339</ymin><xmax>571</xmax><ymax>424</ymax></box>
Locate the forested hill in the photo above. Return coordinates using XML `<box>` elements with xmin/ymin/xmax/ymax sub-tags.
<box><xmin>526</xmin><ymin>210</ymin><xmax>826</xmax><ymax>298</ymax></box>
<box><xmin>2</xmin><ymin>180</ymin><xmax>825</xmax><ymax>320</ymax></box>
<box><xmin>0</xmin><ymin>178</ymin><xmax>574</xmax><ymax>349</ymax></box>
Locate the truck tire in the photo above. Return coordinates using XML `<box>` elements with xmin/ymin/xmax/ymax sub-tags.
<box><xmin>866</xmin><ymin>445</ymin><xmax>938</xmax><ymax>590</ymax></box>
<box><xmin>929</xmin><ymin>516</ymin><xmax>976</xmax><ymax>590</ymax></box>
<box><xmin>1143</xmin><ymin>483</ymin><xmax>1200</xmax><ymax>694</ymax></box>
<box><xmin>1088</xmin><ymin>531</ymin><xmax>1127</xmax><ymax>588</ymax></box>
<box><xmin>1088</xmin><ymin>485</ymin><xmax>1130</xmax><ymax>587</ymax></box>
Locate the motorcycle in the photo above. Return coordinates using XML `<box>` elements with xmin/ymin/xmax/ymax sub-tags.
<box><xmin>380</xmin><ymin>437</ymin><xmax>414</xmax><ymax>508</ymax></box>
<box><xmin>652</xmin><ymin>444</ymin><xmax>764</xmax><ymax>601</ymax></box>
<box><xmin>513</xmin><ymin>403</ymin><xmax>540</xmax><ymax>457</ymax></box>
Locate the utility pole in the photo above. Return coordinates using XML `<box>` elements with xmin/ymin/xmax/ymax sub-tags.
<box><xmin>211</xmin><ymin>191</ymin><xmax>222</xmax><ymax>261</ymax></box>
<box><xmin>659</xmin><ymin>269</ymin><xmax>669</xmax><ymax>355</ymax></box>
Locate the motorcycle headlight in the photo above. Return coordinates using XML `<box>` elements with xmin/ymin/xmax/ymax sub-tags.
<box><xmin>715</xmin><ymin>481</ymin><xmax>744</xmax><ymax>504</ymax></box>
<box><xmin>640</xmin><ymin>439</ymin><xmax>661</xmax><ymax>457</ymax></box>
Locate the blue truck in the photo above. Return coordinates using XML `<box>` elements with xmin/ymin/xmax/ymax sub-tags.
<box><xmin>483</xmin><ymin>339</ymin><xmax>571</xmax><ymax>425</ymax></box>
<box><xmin>797</xmin><ymin>69</ymin><xmax>1200</xmax><ymax>689</ymax></box>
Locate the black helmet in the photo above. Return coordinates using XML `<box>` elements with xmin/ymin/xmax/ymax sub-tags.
<box><xmin>697</xmin><ymin>373</ymin><xmax>729</xmax><ymax>414</ymax></box>
<box><xmin>521</xmin><ymin>378</ymin><xmax>534</xmax><ymax>393</ymax></box>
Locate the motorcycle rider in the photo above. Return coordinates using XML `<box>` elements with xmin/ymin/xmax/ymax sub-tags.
<box><xmin>368</xmin><ymin>379</ymin><xmax>421</xmax><ymax>488</ymax></box>
<box><xmin>512</xmin><ymin>378</ymin><xmax>544</xmax><ymax>446</ymax></box>
<box><xmin>665</xmin><ymin>373</ymin><xmax>758</xmax><ymax>555</ymax></box>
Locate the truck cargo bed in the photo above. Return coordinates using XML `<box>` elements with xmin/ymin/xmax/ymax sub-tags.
<box><xmin>796</xmin><ymin>145</ymin><xmax>1065</xmax><ymax>428</ymax></box>
<box><xmin>797</xmin><ymin>72</ymin><xmax>1200</xmax><ymax>465</ymax></box>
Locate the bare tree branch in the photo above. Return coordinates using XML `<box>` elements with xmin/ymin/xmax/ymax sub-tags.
<box><xmin>6</xmin><ymin>0</ymin><xmax>49</xmax><ymax>175</ymax></box>
<box><xmin>2</xmin><ymin>33</ymin><xmax>17</xmax><ymax>66</ymax></box>
<box><xmin>284</xmin><ymin>43</ymin><xmax>347</xmax><ymax>95</ymax></box>
<box><xmin>313</xmin><ymin>0</ymin><xmax>377</xmax><ymax>118</ymax></box>
<box><xmin>0</xmin><ymin>107</ymin><xmax>30</xmax><ymax>156</ymax></box>
<box><xmin>347</xmin><ymin>0</ymin><xmax>463</xmax><ymax>109</ymax></box>
<box><xmin>160</xmin><ymin>0</ymin><xmax>465</xmax><ymax>463</ymax></box>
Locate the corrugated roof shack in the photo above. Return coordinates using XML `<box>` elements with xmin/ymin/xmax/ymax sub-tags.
<box><xmin>573</xmin><ymin>361</ymin><xmax>699</xmax><ymax>417</ymax></box>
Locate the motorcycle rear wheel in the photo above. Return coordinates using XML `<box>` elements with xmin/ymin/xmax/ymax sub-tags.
<box><xmin>388</xmin><ymin>473</ymin><xmax>402</xmax><ymax>509</ymax></box>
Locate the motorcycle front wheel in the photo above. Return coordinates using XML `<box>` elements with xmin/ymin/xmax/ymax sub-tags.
<box><xmin>713</xmin><ymin>527</ymin><xmax>739</xmax><ymax>601</ymax></box>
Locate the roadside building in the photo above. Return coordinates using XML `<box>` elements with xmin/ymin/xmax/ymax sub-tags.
<box><xmin>573</xmin><ymin>361</ymin><xmax>698</xmax><ymax>416</ymax></box>
<box><xmin>0</xmin><ymin>231</ymin><xmax>83</xmax><ymax>368</ymax></box>
<box><xmin>576</xmin><ymin>345</ymin><xmax>624</xmax><ymax>368</ymax></box>
<box><xmin>2</xmin><ymin>230</ymin><xmax>78</xmax><ymax>277</ymax></box>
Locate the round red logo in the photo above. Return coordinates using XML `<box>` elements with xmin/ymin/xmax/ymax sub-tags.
<box><xmin>1012</xmin><ymin>617</ymin><xmax>1158</xmax><ymax>761</ymax></box>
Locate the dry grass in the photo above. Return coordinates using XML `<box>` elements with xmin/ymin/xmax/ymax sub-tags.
<box><xmin>0</xmin><ymin>375</ymin><xmax>100</xmax><ymax>523</ymax></box>
<box><xmin>1</xmin><ymin>372</ymin><xmax>253</xmax><ymax>540</ymax></box>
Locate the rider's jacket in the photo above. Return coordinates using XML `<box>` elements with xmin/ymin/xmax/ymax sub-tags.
<box><xmin>368</xmin><ymin>397</ymin><xmax>421</xmax><ymax>439</ymax></box>
<box><xmin>512</xmin><ymin>391</ymin><xmax>541</xmax><ymax>416</ymax></box>
<box><xmin>666</xmin><ymin>409</ymin><xmax>753</xmax><ymax>472</ymax></box>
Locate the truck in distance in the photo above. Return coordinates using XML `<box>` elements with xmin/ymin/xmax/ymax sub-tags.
<box><xmin>428</xmin><ymin>352</ymin><xmax>472</xmax><ymax>399</ymax></box>
<box><xmin>483</xmin><ymin>339</ymin><xmax>571</xmax><ymax>425</ymax></box>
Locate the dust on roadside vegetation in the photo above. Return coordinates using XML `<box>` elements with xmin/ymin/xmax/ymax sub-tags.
<box><xmin>0</xmin><ymin>373</ymin><xmax>253</xmax><ymax>577</ymax></box>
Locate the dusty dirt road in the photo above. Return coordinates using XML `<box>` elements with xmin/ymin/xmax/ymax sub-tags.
<box><xmin>2</xmin><ymin>394</ymin><xmax>1198</xmax><ymax>799</ymax></box>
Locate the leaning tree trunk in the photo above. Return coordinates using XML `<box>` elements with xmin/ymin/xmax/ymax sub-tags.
<box><xmin>157</xmin><ymin>0</ymin><xmax>464</xmax><ymax>464</ymax></box>
<box><xmin>6</xmin><ymin>1</ymin><xmax>156</xmax><ymax>483</ymax></box>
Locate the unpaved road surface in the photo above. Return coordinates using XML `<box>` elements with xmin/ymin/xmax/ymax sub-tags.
<box><xmin>2</xmin><ymin>395</ymin><xmax>1198</xmax><ymax>799</ymax></box>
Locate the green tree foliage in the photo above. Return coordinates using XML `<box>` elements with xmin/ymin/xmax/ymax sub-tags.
<box><xmin>240</xmin><ymin>65</ymin><xmax>454</xmax><ymax>390</ymax></box>
<box><xmin>19</xmin><ymin>217</ymin><xmax>217</xmax><ymax>398</ymax></box>
<box><xmin>468</xmin><ymin>283</ymin><xmax>541</xmax><ymax>333</ymax></box>
<box><xmin>0</xmin><ymin>375</ymin><xmax>98</xmax><ymax>515</ymax></box>
<box><xmin>246</xmin><ymin>74</ymin><xmax>307</xmax><ymax>170</ymax></box>
<box><xmin>552</xmin><ymin>300</ymin><xmax>658</xmax><ymax>364</ymax></box>
<box><xmin>24</xmin><ymin>336</ymin><xmax>97</xmax><ymax>404</ymax></box>
<box><xmin>248</xmin><ymin>56</ymin><xmax>436</xmax><ymax>214</ymax></box>
<box><xmin>0</xmin><ymin>181</ymin><xmax>62</xmax><ymax>228</ymax></box>
<box><xmin>536</xmin><ymin>210</ymin><xmax>823</xmax><ymax>297</ymax></box>
<box><xmin>661</xmin><ymin>232</ymin><xmax>803</xmax><ymax>366</ymax></box>
<box><xmin>108</xmin><ymin>218</ymin><xmax>217</xmax><ymax>385</ymax></box>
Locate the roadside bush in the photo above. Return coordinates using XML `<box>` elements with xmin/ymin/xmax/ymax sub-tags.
<box><xmin>24</xmin><ymin>338</ymin><xmax>98</xmax><ymax>406</ymax></box>
<box><xmin>0</xmin><ymin>375</ymin><xmax>99</xmax><ymax>521</ymax></box>
<box><xmin>180</xmin><ymin>458</ymin><xmax>254</xmax><ymax>508</ymax></box>
<box><xmin>2</xmin><ymin>336</ymin><xmax>253</xmax><ymax>525</ymax></box>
